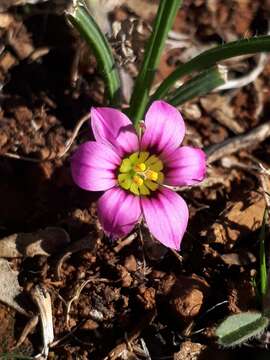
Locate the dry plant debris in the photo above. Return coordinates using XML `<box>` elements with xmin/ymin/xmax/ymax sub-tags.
<box><xmin>0</xmin><ymin>227</ymin><xmax>70</xmax><ymax>258</ymax></box>
<box><xmin>0</xmin><ymin>258</ymin><xmax>29</xmax><ymax>316</ymax></box>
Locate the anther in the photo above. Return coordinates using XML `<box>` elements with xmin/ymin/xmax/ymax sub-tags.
<box><xmin>133</xmin><ymin>175</ymin><xmax>144</xmax><ymax>186</ymax></box>
<box><xmin>134</xmin><ymin>163</ymin><xmax>146</xmax><ymax>172</ymax></box>
<box><xmin>145</xmin><ymin>170</ymin><xmax>158</xmax><ymax>181</ymax></box>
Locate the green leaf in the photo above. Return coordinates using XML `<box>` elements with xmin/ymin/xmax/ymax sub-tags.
<box><xmin>152</xmin><ymin>35</ymin><xmax>270</xmax><ymax>101</ymax></box>
<box><xmin>260</xmin><ymin>208</ymin><xmax>268</xmax><ymax>300</ymax></box>
<box><xmin>216</xmin><ymin>311</ymin><xmax>269</xmax><ymax>347</ymax></box>
<box><xmin>66</xmin><ymin>3</ymin><xmax>120</xmax><ymax>104</ymax></box>
<box><xmin>128</xmin><ymin>0</ymin><xmax>182</xmax><ymax>129</ymax></box>
<box><xmin>167</xmin><ymin>65</ymin><xmax>227</xmax><ymax>106</ymax></box>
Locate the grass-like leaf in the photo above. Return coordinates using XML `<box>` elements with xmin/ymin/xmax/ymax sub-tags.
<box><xmin>167</xmin><ymin>65</ymin><xmax>227</xmax><ymax>106</ymax></box>
<box><xmin>128</xmin><ymin>0</ymin><xmax>182</xmax><ymax>129</ymax></box>
<box><xmin>216</xmin><ymin>311</ymin><xmax>269</xmax><ymax>347</ymax></box>
<box><xmin>66</xmin><ymin>3</ymin><xmax>120</xmax><ymax>104</ymax></box>
<box><xmin>260</xmin><ymin>208</ymin><xmax>268</xmax><ymax>300</ymax></box>
<box><xmin>152</xmin><ymin>35</ymin><xmax>270</xmax><ymax>101</ymax></box>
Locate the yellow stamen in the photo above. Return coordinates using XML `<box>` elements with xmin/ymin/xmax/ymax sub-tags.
<box><xmin>133</xmin><ymin>175</ymin><xmax>144</xmax><ymax>186</ymax></box>
<box><xmin>134</xmin><ymin>162</ymin><xmax>146</xmax><ymax>172</ymax></box>
<box><xmin>145</xmin><ymin>170</ymin><xmax>158</xmax><ymax>181</ymax></box>
<box><xmin>117</xmin><ymin>151</ymin><xmax>164</xmax><ymax>196</ymax></box>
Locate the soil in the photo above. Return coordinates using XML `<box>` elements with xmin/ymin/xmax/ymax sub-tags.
<box><xmin>0</xmin><ymin>0</ymin><xmax>270</xmax><ymax>359</ymax></box>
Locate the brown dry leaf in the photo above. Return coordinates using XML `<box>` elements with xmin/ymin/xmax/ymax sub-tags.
<box><xmin>0</xmin><ymin>227</ymin><xmax>70</xmax><ymax>258</ymax></box>
<box><xmin>0</xmin><ymin>258</ymin><xmax>29</xmax><ymax>316</ymax></box>
<box><xmin>200</xmin><ymin>94</ymin><xmax>245</xmax><ymax>134</ymax></box>
<box><xmin>174</xmin><ymin>341</ymin><xmax>206</xmax><ymax>360</ymax></box>
<box><xmin>221</xmin><ymin>251</ymin><xmax>256</xmax><ymax>266</ymax></box>
<box><xmin>207</xmin><ymin>192</ymin><xmax>265</xmax><ymax>249</ymax></box>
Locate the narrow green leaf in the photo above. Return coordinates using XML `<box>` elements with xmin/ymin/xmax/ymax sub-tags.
<box><xmin>129</xmin><ymin>0</ymin><xmax>182</xmax><ymax>129</ymax></box>
<box><xmin>260</xmin><ymin>208</ymin><xmax>268</xmax><ymax>299</ymax></box>
<box><xmin>152</xmin><ymin>35</ymin><xmax>270</xmax><ymax>101</ymax></box>
<box><xmin>167</xmin><ymin>65</ymin><xmax>227</xmax><ymax>106</ymax></box>
<box><xmin>216</xmin><ymin>312</ymin><xmax>269</xmax><ymax>347</ymax></box>
<box><xmin>66</xmin><ymin>3</ymin><xmax>120</xmax><ymax>104</ymax></box>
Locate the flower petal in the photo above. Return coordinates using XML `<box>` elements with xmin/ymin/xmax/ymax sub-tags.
<box><xmin>164</xmin><ymin>146</ymin><xmax>206</xmax><ymax>186</ymax></box>
<box><xmin>141</xmin><ymin>188</ymin><xmax>189</xmax><ymax>250</ymax></box>
<box><xmin>71</xmin><ymin>141</ymin><xmax>120</xmax><ymax>191</ymax></box>
<box><xmin>141</xmin><ymin>100</ymin><xmax>185</xmax><ymax>156</ymax></box>
<box><xmin>91</xmin><ymin>107</ymin><xmax>139</xmax><ymax>156</ymax></box>
<box><xmin>98</xmin><ymin>187</ymin><xmax>142</xmax><ymax>238</ymax></box>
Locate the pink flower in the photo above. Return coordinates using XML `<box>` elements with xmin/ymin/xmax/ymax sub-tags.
<box><xmin>71</xmin><ymin>100</ymin><xmax>206</xmax><ymax>250</ymax></box>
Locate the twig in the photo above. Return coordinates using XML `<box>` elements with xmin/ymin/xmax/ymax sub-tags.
<box><xmin>113</xmin><ymin>232</ymin><xmax>137</xmax><ymax>253</ymax></box>
<box><xmin>215</xmin><ymin>53</ymin><xmax>268</xmax><ymax>91</ymax></box>
<box><xmin>66</xmin><ymin>276</ymin><xmax>110</xmax><ymax>328</ymax></box>
<box><xmin>4</xmin><ymin>152</ymin><xmax>42</xmax><ymax>163</ymax></box>
<box><xmin>205</xmin><ymin>122</ymin><xmax>270</xmax><ymax>164</ymax></box>
<box><xmin>56</xmin><ymin>112</ymin><xmax>90</xmax><ymax>159</ymax></box>
<box><xmin>140</xmin><ymin>338</ymin><xmax>151</xmax><ymax>360</ymax></box>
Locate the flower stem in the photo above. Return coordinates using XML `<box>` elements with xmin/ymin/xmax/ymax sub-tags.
<box><xmin>129</xmin><ymin>0</ymin><xmax>182</xmax><ymax>130</ymax></box>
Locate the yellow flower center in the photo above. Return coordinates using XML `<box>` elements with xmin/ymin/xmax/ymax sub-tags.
<box><xmin>117</xmin><ymin>151</ymin><xmax>164</xmax><ymax>196</ymax></box>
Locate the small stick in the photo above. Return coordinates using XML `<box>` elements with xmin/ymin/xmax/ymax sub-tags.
<box><xmin>113</xmin><ymin>232</ymin><xmax>137</xmax><ymax>253</ymax></box>
<box><xmin>66</xmin><ymin>277</ymin><xmax>110</xmax><ymax>328</ymax></box>
<box><xmin>205</xmin><ymin>122</ymin><xmax>270</xmax><ymax>164</ymax></box>
<box><xmin>4</xmin><ymin>152</ymin><xmax>42</xmax><ymax>163</ymax></box>
<box><xmin>56</xmin><ymin>112</ymin><xmax>90</xmax><ymax>159</ymax></box>
<box><xmin>215</xmin><ymin>53</ymin><xmax>268</xmax><ymax>91</ymax></box>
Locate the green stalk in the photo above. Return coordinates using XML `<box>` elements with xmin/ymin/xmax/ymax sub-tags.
<box><xmin>152</xmin><ymin>35</ymin><xmax>270</xmax><ymax>101</ymax></box>
<box><xmin>260</xmin><ymin>209</ymin><xmax>268</xmax><ymax>301</ymax></box>
<box><xmin>129</xmin><ymin>0</ymin><xmax>182</xmax><ymax>130</ymax></box>
<box><xmin>66</xmin><ymin>4</ymin><xmax>120</xmax><ymax>105</ymax></box>
<box><xmin>167</xmin><ymin>65</ymin><xmax>227</xmax><ymax>106</ymax></box>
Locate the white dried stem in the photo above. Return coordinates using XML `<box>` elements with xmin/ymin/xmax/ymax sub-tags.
<box><xmin>215</xmin><ymin>53</ymin><xmax>268</xmax><ymax>91</ymax></box>
<box><xmin>32</xmin><ymin>285</ymin><xmax>54</xmax><ymax>359</ymax></box>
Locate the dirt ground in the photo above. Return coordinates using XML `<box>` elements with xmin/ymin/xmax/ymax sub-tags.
<box><xmin>0</xmin><ymin>0</ymin><xmax>270</xmax><ymax>359</ymax></box>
